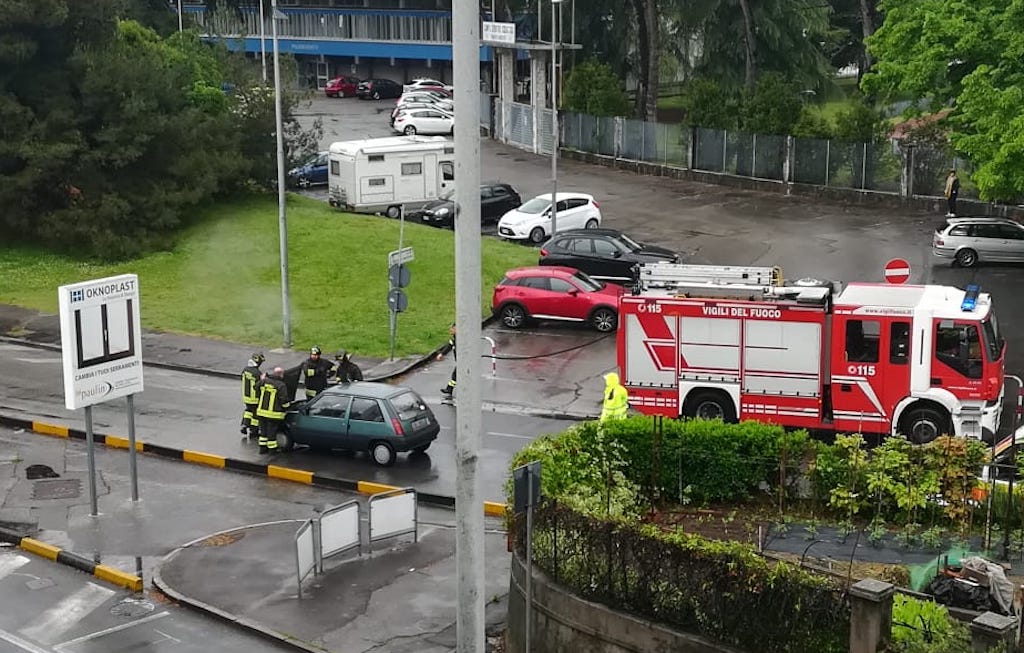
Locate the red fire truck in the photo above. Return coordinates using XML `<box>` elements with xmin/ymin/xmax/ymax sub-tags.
<box><xmin>618</xmin><ymin>263</ymin><xmax>1006</xmax><ymax>443</ymax></box>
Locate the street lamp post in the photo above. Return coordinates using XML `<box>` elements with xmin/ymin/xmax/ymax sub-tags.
<box><xmin>550</xmin><ymin>0</ymin><xmax>563</xmax><ymax>237</ymax></box>
<box><xmin>272</xmin><ymin>0</ymin><xmax>292</xmax><ymax>348</ymax></box>
<box><xmin>177</xmin><ymin>0</ymin><xmax>183</xmax><ymax>32</ymax></box>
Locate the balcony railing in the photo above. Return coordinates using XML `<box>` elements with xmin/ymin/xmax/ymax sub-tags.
<box><xmin>190</xmin><ymin>7</ymin><xmax>452</xmax><ymax>43</ymax></box>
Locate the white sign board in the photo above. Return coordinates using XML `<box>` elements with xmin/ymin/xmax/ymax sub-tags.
<box><xmin>58</xmin><ymin>274</ymin><xmax>144</xmax><ymax>410</ymax></box>
<box><xmin>369</xmin><ymin>489</ymin><xmax>417</xmax><ymax>542</ymax></box>
<box><xmin>482</xmin><ymin>21</ymin><xmax>516</xmax><ymax>45</ymax></box>
<box><xmin>388</xmin><ymin>247</ymin><xmax>415</xmax><ymax>267</ymax></box>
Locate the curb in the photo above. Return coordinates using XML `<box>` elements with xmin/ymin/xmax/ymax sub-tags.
<box><xmin>0</xmin><ymin>525</ymin><xmax>143</xmax><ymax>592</ymax></box>
<box><xmin>0</xmin><ymin>413</ymin><xmax>509</xmax><ymax>518</ymax></box>
<box><xmin>152</xmin><ymin>521</ymin><xmax>327</xmax><ymax>653</ymax></box>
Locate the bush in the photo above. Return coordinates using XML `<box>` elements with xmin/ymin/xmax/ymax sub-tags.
<box><xmin>890</xmin><ymin>595</ymin><xmax>971</xmax><ymax>653</ymax></box>
<box><xmin>561</xmin><ymin>60</ymin><xmax>630</xmax><ymax>117</ymax></box>
<box><xmin>677</xmin><ymin>78</ymin><xmax>739</xmax><ymax>129</ymax></box>
<box><xmin>595</xmin><ymin>416</ymin><xmax>810</xmax><ymax>503</ymax></box>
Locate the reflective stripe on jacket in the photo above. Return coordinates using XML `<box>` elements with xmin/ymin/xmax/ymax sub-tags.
<box><xmin>242</xmin><ymin>365</ymin><xmax>261</xmax><ymax>404</ymax></box>
<box><xmin>256</xmin><ymin>377</ymin><xmax>290</xmax><ymax>420</ymax></box>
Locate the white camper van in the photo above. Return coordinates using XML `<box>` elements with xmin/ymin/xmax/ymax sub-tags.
<box><xmin>327</xmin><ymin>136</ymin><xmax>454</xmax><ymax>218</ymax></box>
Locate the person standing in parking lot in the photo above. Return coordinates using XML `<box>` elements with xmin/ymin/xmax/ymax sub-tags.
<box><xmin>944</xmin><ymin>169</ymin><xmax>960</xmax><ymax>217</ymax></box>
<box><xmin>256</xmin><ymin>367</ymin><xmax>291</xmax><ymax>454</ymax></box>
<box><xmin>331</xmin><ymin>349</ymin><xmax>364</xmax><ymax>384</ymax></box>
<box><xmin>437</xmin><ymin>323</ymin><xmax>457</xmax><ymax>397</ymax></box>
<box><xmin>300</xmin><ymin>345</ymin><xmax>333</xmax><ymax>399</ymax></box>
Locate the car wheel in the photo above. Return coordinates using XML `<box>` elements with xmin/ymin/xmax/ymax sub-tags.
<box><xmin>955</xmin><ymin>248</ymin><xmax>978</xmax><ymax>268</ymax></box>
<box><xmin>385</xmin><ymin>205</ymin><xmax>401</xmax><ymax>219</ymax></box>
<box><xmin>276</xmin><ymin>429</ymin><xmax>295</xmax><ymax>452</ymax></box>
<box><xmin>683</xmin><ymin>390</ymin><xmax>737</xmax><ymax>423</ymax></box>
<box><xmin>404</xmin><ymin>125</ymin><xmax>417</xmax><ymax>135</ymax></box>
<box><xmin>899</xmin><ymin>406</ymin><xmax>948</xmax><ymax>445</ymax></box>
<box><xmin>500</xmin><ymin>303</ymin><xmax>527</xmax><ymax>329</ymax></box>
<box><xmin>412</xmin><ymin>444</ymin><xmax>430</xmax><ymax>455</ymax></box>
<box><xmin>585</xmin><ymin>218</ymin><xmax>599</xmax><ymax>229</ymax></box>
<box><xmin>370</xmin><ymin>441</ymin><xmax>396</xmax><ymax>467</ymax></box>
<box><xmin>373</xmin><ymin>91</ymin><xmax>381</xmax><ymax>100</ymax></box>
<box><xmin>528</xmin><ymin>227</ymin><xmax>546</xmax><ymax>244</ymax></box>
<box><xmin>590</xmin><ymin>307</ymin><xmax>618</xmax><ymax>333</ymax></box>
<box><xmin>297</xmin><ymin>177</ymin><xmax>311</xmax><ymax>189</ymax></box>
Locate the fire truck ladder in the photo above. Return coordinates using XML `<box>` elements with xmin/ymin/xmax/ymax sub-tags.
<box><xmin>634</xmin><ymin>263</ymin><xmax>783</xmax><ymax>291</ymax></box>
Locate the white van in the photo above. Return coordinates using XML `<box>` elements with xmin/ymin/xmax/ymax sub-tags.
<box><xmin>327</xmin><ymin>136</ymin><xmax>454</xmax><ymax>218</ymax></box>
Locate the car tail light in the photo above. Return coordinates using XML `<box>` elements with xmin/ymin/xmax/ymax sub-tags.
<box><xmin>591</xmin><ymin>200</ymin><xmax>600</xmax><ymax>208</ymax></box>
<box><xmin>391</xmin><ymin>417</ymin><xmax>404</xmax><ymax>436</ymax></box>
<box><xmin>935</xmin><ymin>237</ymin><xmax>944</xmax><ymax>245</ymax></box>
<box><xmin>540</xmin><ymin>248</ymin><xmax>549</xmax><ymax>256</ymax></box>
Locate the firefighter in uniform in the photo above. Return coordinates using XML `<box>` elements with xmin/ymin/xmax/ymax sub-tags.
<box><xmin>599</xmin><ymin>372</ymin><xmax>629</xmax><ymax>422</ymax></box>
<box><xmin>300</xmin><ymin>345</ymin><xmax>333</xmax><ymax>399</ymax></box>
<box><xmin>240</xmin><ymin>352</ymin><xmax>265</xmax><ymax>437</ymax></box>
<box><xmin>437</xmin><ymin>323</ymin><xmax>457</xmax><ymax>396</ymax></box>
<box><xmin>256</xmin><ymin>367</ymin><xmax>291</xmax><ymax>454</ymax></box>
<box><xmin>331</xmin><ymin>349</ymin><xmax>364</xmax><ymax>384</ymax></box>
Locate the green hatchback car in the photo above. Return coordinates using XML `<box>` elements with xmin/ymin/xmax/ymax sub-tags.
<box><xmin>281</xmin><ymin>382</ymin><xmax>439</xmax><ymax>466</ymax></box>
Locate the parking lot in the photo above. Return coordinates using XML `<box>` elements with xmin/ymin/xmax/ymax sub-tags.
<box><xmin>294</xmin><ymin>94</ymin><xmax>1024</xmax><ymax>384</ymax></box>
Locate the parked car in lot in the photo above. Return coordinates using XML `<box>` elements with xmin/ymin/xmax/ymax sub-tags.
<box><xmin>497</xmin><ymin>192</ymin><xmax>602</xmax><ymax>244</ymax></box>
<box><xmin>413</xmin><ymin>182</ymin><xmax>522</xmax><ymax>228</ymax></box>
<box><xmin>325</xmin><ymin>75</ymin><xmax>361</xmax><ymax>98</ymax></box>
<box><xmin>391</xmin><ymin>102</ymin><xmax>453</xmax><ymax>127</ymax></box>
<box><xmin>397</xmin><ymin>91</ymin><xmax>454</xmax><ymax>112</ymax></box>
<box><xmin>933</xmin><ymin>216</ymin><xmax>1024</xmax><ymax>267</ymax></box>
<box><xmin>403</xmin><ymin>78</ymin><xmax>453</xmax><ymax>94</ymax></box>
<box><xmin>357</xmin><ymin>78</ymin><xmax>403</xmax><ymax>100</ymax></box>
<box><xmin>394</xmin><ymin>108</ymin><xmax>454</xmax><ymax>135</ymax></box>
<box><xmin>539</xmin><ymin>228</ymin><xmax>682</xmax><ymax>285</ymax></box>
<box><xmin>287</xmin><ymin>150</ymin><xmax>329</xmax><ymax>188</ymax></box>
<box><xmin>281</xmin><ymin>382</ymin><xmax>438</xmax><ymax>466</ymax></box>
<box><xmin>491</xmin><ymin>265</ymin><xmax>623</xmax><ymax>332</ymax></box>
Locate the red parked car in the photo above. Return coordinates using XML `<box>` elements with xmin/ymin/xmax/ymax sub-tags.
<box><xmin>325</xmin><ymin>75</ymin><xmax>361</xmax><ymax>98</ymax></box>
<box><xmin>491</xmin><ymin>266</ymin><xmax>623</xmax><ymax>332</ymax></box>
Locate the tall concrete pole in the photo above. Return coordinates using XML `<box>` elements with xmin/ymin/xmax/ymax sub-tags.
<box><xmin>177</xmin><ymin>0</ymin><xmax>183</xmax><ymax>32</ymax></box>
<box><xmin>272</xmin><ymin>0</ymin><xmax>292</xmax><ymax>348</ymax></box>
<box><xmin>452</xmin><ymin>0</ymin><xmax>484</xmax><ymax>649</ymax></box>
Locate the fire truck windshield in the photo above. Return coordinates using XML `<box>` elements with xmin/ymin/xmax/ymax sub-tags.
<box><xmin>983</xmin><ymin>315</ymin><xmax>1003</xmax><ymax>362</ymax></box>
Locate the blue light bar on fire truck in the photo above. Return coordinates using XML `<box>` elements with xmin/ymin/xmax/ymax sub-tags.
<box><xmin>961</xmin><ymin>284</ymin><xmax>981</xmax><ymax>312</ymax></box>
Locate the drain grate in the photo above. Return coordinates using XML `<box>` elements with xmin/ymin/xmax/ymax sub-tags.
<box><xmin>26</xmin><ymin>465</ymin><xmax>59</xmax><ymax>480</ymax></box>
<box><xmin>111</xmin><ymin>598</ymin><xmax>155</xmax><ymax>617</ymax></box>
<box><xmin>32</xmin><ymin>479</ymin><xmax>82</xmax><ymax>500</ymax></box>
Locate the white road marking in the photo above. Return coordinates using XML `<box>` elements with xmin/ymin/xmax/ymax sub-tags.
<box><xmin>20</xmin><ymin>583</ymin><xmax>116</xmax><ymax>645</ymax></box>
<box><xmin>53</xmin><ymin>611</ymin><xmax>170</xmax><ymax>650</ymax></box>
<box><xmin>0</xmin><ymin>627</ymin><xmax>52</xmax><ymax>653</ymax></box>
<box><xmin>151</xmin><ymin>628</ymin><xmax>182</xmax><ymax>645</ymax></box>
<box><xmin>486</xmin><ymin>431</ymin><xmax>534</xmax><ymax>440</ymax></box>
<box><xmin>0</xmin><ymin>554</ymin><xmax>31</xmax><ymax>581</ymax></box>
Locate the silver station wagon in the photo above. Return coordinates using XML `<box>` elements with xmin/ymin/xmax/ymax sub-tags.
<box><xmin>932</xmin><ymin>216</ymin><xmax>1024</xmax><ymax>267</ymax></box>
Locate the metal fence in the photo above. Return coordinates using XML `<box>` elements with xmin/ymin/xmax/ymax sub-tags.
<box><xmin>791</xmin><ymin>138</ymin><xmax>902</xmax><ymax>192</ymax></box>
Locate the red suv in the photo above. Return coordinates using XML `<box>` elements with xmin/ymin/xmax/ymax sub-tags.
<box><xmin>325</xmin><ymin>75</ymin><xmax>361</xmax><ymax>98</ymax></box>
<box><xmin>491</xmin><ymin>266</ymin><xmax>623</xmax><ymax>332</ymax></box>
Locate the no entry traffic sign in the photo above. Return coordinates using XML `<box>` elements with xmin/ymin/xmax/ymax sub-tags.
<box><xmin>884</xmin><ymin>258</ymin><xmax>911</xmax><ymax>284</ymax></box>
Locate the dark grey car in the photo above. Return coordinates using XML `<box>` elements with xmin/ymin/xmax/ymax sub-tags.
<box><xmin>932</xmin><ymin>217</ymin><xmax>1024</xmax><ymax>267</ymax></box>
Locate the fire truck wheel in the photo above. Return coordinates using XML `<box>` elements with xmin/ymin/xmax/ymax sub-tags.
<box><xmin>954</xmin><ymin>248</ymin><xmax>978</xmax><ymax>268</ymax></box>
<box><xmin>899</xmin><ymin>406</ymin><xmax>948</xmax><ymax>445</ymax></box>
<box><xmin>684</xmin><ymin>390</ymin><xmax>737</xmax><ymax>423</ymax></box>
<box><xmin>590</xmin><ymin>307</ymin><xmax>618</xmax><ymax>332</ymax></box>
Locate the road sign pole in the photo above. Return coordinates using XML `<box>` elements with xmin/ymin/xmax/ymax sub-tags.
<box><xmin>126</xmin><ymin>394</ymin><xmax>139</xmax><ymax>502</ymax></box>
<box><xmin>84</xmin><ymin>406</ymin><xmax>98</xmax><ymax>516</ymax></box>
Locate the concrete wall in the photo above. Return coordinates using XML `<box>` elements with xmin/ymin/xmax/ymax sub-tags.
<box><xmin>560</xmin><ymin>149</ymin><xmax>1024</xmax><ymax>220</ymax></box>
<box><xmin>506</xmin><ymin>553</ymin><xmax>743</xmax><ymax>653</ymax></box>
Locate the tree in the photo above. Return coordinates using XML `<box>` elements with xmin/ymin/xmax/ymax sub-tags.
<box><xmin>862</xmin><ymin>0</ymin><xmax>1024</xmax><ymax>200</ymax></box>
<box><xmin>739</xmin><ymin>73</ymin><xmax>802</xmax><ymax>134</ymax></box>
<box><xmin>562</xmin><ymin>60</ymin><xmax>630</xmax><ymax>117</ymax></box>
<box><xmin>677</xmin><ymin>78</ymin><xmax>739</xmax><ymax>129</ymax></box>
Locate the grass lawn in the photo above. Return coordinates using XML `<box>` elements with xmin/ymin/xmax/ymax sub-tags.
<box><xmin>0</xmin><ymin>193</ymin><xmax>536</xmax><ymax>357</ymax></box>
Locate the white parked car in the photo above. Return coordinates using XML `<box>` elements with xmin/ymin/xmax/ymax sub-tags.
<box><xmin>403</xmin><ymin>78</ymin><xmax>453</xmax><ymax>94</ymax></box>
<box><xmin>391</xmin><ymin>102</ymin><xmax>453</xmax><ymax>126</ymax></box>
<box><xmin>393</xmin><ymin>108</ymin><xmax>455</xmax><ymax>135</ymax></box>
<box><xmin>497</xmin><ymin>192</ymin><xmax>603</xmax><ymax>244</ymax></box>
<box><xmin>397</xmin><ymin>92</ymin><xmax>454</xmax><ymax>112</ymax></box>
